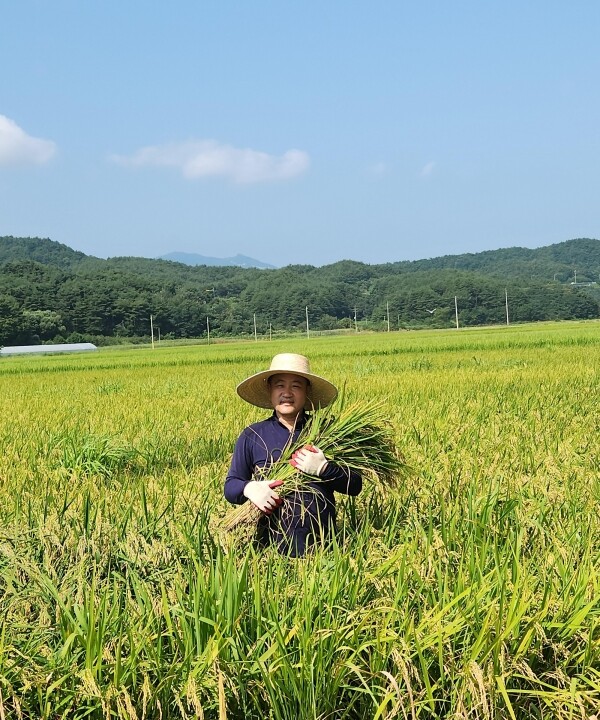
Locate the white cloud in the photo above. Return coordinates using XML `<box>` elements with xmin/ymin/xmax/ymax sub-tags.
<box><xmin>420</xmin><ymin>161</ymin><xmax>436</xmax><ymax>178</ymax></box>
<box><xmin>111</xmin><ymin>140</ymin><xmax>310</xmax><ymax>184</ymax></box>
<box><xmin>0</xmin><ymin>115</ymin><xmax>57</xmax><ymax>166</ymax></box>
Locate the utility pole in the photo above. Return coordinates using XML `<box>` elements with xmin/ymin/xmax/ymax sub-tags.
<box><xmin>386</xmin><ymin>302</ymin><xmax>390</xmax><ymax>332</ymax></box>
<box><xmin>354</xmin><ymin>307</ymin><xmax>358</xmax><ymax>333</ymax></box>
<box><xmin>150</xmin><ymin>315</ymin><xmax>155</xmax><ymax>349</ymax></box>
<box><xmin>454</xmin><ymin>296</ymin><xmax>459</xmax><ymax>329</ymax></box>
<box><xmin>269</xmin><ymin>323</ymin><xmax>272</xmax><ymax>341</ymax></box>
<box><xmin>505</xmin><ymin>289</ymin><xmax>509</xmax><ymax>325</ymax></box>
<box><xmin>253</xmin><ymin>313</ymin><xmax>258</xmax><ymax>342</ymax></box>
<box><xmin>206</xmin><ymin>316</ymin><xmax>210</xmax><ymax>345</ymax></box>
<box><xmin>306</xmin><ymin>306</ymin><xmax>310</xmax><ymax>339</ymax></box>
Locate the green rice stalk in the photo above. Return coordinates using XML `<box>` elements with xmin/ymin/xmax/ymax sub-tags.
<box><xmin>220</xmin><ymin>398</ymin><xmax>408</xmax><ymax>532</ymax></box>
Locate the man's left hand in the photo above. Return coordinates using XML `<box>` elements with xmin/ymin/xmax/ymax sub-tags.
<box><xmin>290</xmin><ymin>444</ymin><xmax>328</xmax><ymax>477</ymax></box>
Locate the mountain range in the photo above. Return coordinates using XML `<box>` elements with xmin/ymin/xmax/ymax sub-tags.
<box><xmin>1</xmin><ymin>235</ymin><xmax>599</xmax><ymax>344</ymax></box>
<box><xmin>1</xmin><ymin>236</ymin><xmax>599</xmax><ymax>279</ymax></box>
<box><xmin>158</xmin><ymin>251</ymin><xmax>274</xmax><ymax>269</ymax></box>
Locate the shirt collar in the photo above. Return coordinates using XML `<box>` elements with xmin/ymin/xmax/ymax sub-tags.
<box><xmin>270</xmin><ymin>410</ymin><xmax>308</xmax><ymax>432</ymax></box>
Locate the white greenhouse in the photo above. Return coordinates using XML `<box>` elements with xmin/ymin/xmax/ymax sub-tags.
<box><xmin>0</xmin><ymin>343</ymin><xmax>98</xmax><ymax>356</ymax></box>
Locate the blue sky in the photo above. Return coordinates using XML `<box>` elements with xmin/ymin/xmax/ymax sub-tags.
<box><xmin>1</xmin><ymin>1</ymin><xmax>599</xmax><ymax>267</ymax></box>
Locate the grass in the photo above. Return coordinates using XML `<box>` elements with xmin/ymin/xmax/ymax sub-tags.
<box><xmin>0</xmin><ymin>320</ymin><xmax>599</xmax><ymax>718</ymax></box>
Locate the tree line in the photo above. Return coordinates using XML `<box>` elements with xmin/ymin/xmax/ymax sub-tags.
<box><xmin>1</xmin><ymin>236</ymin><xmax>599</xmax><ymax>346</ymax></box>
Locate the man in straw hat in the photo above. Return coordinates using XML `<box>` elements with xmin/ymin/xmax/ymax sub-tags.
<box><xmin>224</xmin><ymin>353</ymin><xmax>362</xmax><ymax>556</ymax></box>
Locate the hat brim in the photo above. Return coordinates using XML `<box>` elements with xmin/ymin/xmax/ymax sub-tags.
<box><xmin>236</xmin><ymin>369</ymin><xmax>338</xmax><ymax>410</ymax></box>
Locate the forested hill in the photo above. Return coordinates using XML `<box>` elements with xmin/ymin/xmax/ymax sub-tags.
<box><xmin>2</xmin><ymin>235</ymin><xmax>599</xmax><ymax>279</ymax></box>
<box><xmin>389</xmin><ymin>238</ymin><xmax>600</xmax><ymax>280</ymax></box>
<box><xmin>0</xmin><ymin>235</ymin><xmax>93</xmax><ymax>269</ymax></box>
<box><xmin>1</xmin><ymin>235</ymin><xmax>599</xmax><ymax>346</ymax></box>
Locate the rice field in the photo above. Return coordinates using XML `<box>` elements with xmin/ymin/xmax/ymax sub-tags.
<box><xmin>0</xmin><ymin>321</ymin><xmax>599</xmax><ymax>719</ymax></box>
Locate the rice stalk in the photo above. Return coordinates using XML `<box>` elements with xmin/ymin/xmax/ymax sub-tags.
<box><xmin>220</xmin><ymin>398</ymin><xmax>408</xmax><ymax>532</ymax></box>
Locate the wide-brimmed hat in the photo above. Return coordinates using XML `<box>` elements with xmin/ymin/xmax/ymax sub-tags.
<box><xmin>236</xmin><ymin>353</ymin><xmax>338</xmax><ymax>410</ymax></box>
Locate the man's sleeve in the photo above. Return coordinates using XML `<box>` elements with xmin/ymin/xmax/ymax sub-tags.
<box><xmin>319</xmin><ymin>462</ymin><xmax>362</xmax><ymax>496</ymax></box>
<box><xmin>224</xmin><ymin>430</ymin><xmax>254</xmax><ymax>505</ymax></box>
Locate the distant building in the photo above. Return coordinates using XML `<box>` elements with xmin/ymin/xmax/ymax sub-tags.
<box><xmin>0</xmin><ymin>343</ymin><xmax>98</xmax><ymax>356</ymax></box>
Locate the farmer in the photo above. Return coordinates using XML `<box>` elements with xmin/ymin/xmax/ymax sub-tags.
<box><xmin>224</xmin><ymin>353</ymin><xmax>362</xmax><ymax>557</ymax></box>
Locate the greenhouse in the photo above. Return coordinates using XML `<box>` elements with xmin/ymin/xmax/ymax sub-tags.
<box><xmin>0</xmin><ymin>343</ymin><xmax>98</xmax><ymax>356</ymax></box>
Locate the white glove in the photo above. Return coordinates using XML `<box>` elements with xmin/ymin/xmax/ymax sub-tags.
<box><xmin>290</xmin><ymin>445</ymin><xmax>328</xmax><ymax>477</ymax></box>
<box><xmin>243</xmin><ymin>479</ymin><xmax>283</xmax><ymax>514</ymax></box>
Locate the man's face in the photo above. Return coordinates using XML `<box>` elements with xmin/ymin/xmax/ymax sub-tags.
<box><xmin>269</xmin><ymin>373</ymin><xmax>308</xmax><ymax>419</ymax></box>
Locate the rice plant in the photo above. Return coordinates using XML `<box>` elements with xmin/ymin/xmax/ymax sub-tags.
<box><xmin>0</xmin><ymin>320</ymin><xmax>598</xmax><ymax>718</ymax></box>
<box><xmin>46</xmin><ymin>429</ymin><xmax>140</xmax><ymax>478</ymax></box>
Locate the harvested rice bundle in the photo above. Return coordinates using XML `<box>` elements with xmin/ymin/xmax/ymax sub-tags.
<box><xmin>221</xmin><ymin>398</ymin><xmax>406</xmax><ymax>532</ymax></box>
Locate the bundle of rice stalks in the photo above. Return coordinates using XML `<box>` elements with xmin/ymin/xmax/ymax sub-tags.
<box><xmin>220</xmin><ymin>398</ymin><xmax>408</xmax><ymax>532</ymax></box>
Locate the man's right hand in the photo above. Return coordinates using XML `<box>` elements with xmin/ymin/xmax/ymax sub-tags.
<box><xmin>242</xmin><ymin>480</ymin><xmax>284</xmax><ymax>514</ymax></box>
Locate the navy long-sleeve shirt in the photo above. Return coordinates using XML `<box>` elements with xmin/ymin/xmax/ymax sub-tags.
<box><xmin>224</xmin><ymin>412</ymin><xmax>362</xmax><ymax>555</ymax></box>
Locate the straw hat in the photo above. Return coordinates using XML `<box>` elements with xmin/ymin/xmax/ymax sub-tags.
<box><xmin>236</xmin><ymin>353</ymin><xmax>338</xmax><ymax>410</ymax></box>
